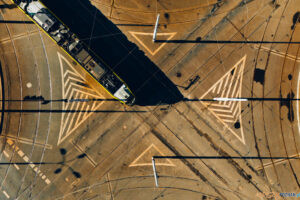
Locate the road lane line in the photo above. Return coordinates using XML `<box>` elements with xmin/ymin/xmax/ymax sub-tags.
<box><xmin>14</xmin><ymin>164</ymin><xmax>20</xmax><ymax>170</ymax></box>
<box><xmin>3</xmin><ymin>151</ymin><xmax>9</xmax><ymax>158</ymax></box>
<box><xmin>45</xmin><ymin>179</ymin><xmax>51</xmax><ymax>185</ymax></box>
<box><xmin>17</xmin><ymin>150</ymin><xmax>24</xmax><ymax>157</ymax></box>
<box><xmin>297</xmin><ymin>72</ymin><xmax>300</xmax><ymax>136</ymax></box>
<box><xmin>2</xmin><ymin>190</ymin><xmax>10</xmax><ymax>199</ymax></box>
<box><xmin>23</xmin><ymin>155</ymin><xmax>29</xmax><ymax>162</ymax></box>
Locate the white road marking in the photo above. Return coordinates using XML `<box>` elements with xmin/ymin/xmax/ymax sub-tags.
<box><xmin>5</xmin><ymin>139</ymin><xmax>51</xmax><ymax>185</ymax></box>
<box><xmin>26</xmin><ymin>82</ymin><xmax>32</xmax><ymax>88</ymax></box>
<box><xmin>129</xmin><ymin>144</ymin><xmax>175</xmax><ymax>167</ymax></box>
<box><xmin>128</xmin><ymin>31</ymin><xmax>177</xmax><ymax>56</ymax></box>
<box><xmin>1</xmin><ymin>136</ymin><xmax>53</xmax><ymax>149</ymax></box>
<box><xmin>23</xmin><ymin>155</ymin><xmax>29</xmax><ymax>162</ymax></box>
<box><xmin>45</xmin><ymin>179</ymin><xmax>51</xmax><ymax>185</ymax></box>
<box><xmin>254</xmin><ymin>45</ymin><xmax>300</xmax><ymax>62</ymax></box>
<box><xmin>255</xmin><ymin>46</ymin><xmax>300</xmax><ymax>136</ymax></box>
<box><xmin>14</xmin><ymin>164</ymin><xmax>20</xmax><ymax>170</ymax></box>
<box><xmin>220</xmin><ymin>74</ymin><xmax>230</xmax><ymax>97</ymax></box>
<box><xmin>2</xmin><ymin>190</ymin><xmax>10</xmax><ymax>199</ymax></box>
<box><xmin>17</xmin><ymin>150</ymin><xmax>24</xmax><ymax>157</ymax></box>
<box><xmin>297</xmin><ymin>72</ymin><xmax>300</xmax><ymax>136</ymax></box>
<box><xmin>256</xmin><ymin>153</ymin><xmax>300</xmax><ymax>170</ymax></box>
<box><xmin>3</xmin><ymin>151</ymin><xmax>9</xmax><ymax>158</ymax></box>
<box><xmin>201</xmin><ymin>55</ymin><xmax>247</xmax><ymax>144</ymax></box>
<box><xmin>57</xmin><ymin>52</ymin><xmax>105</xmax><ymax>145</ymax></box>
<box><xmin>33</xmin><ymin>167</ymin><xmax>39</xmax><ymax>172</ymax></box>
<box><xmin>213</xmin><ymin>97</ymin><xmax>248</xmax><ymax>101</ymax></box>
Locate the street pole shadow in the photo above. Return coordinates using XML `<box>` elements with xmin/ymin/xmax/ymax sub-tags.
<box><xmin>40</xmin><ymin>0</ymin><xmax>183</xmax><ymax>106</ymax></box>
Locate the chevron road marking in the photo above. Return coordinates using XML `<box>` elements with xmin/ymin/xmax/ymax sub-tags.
<box><xmin>57</xmin><ymin>52</ymin><xmax>105</xmax><ymax>145</ymax></box>
<box><xmin>129</xmin><ymin>144</ymin><xmax>175</xmax><ymax>167</ymax></box>
<box><xmin>201</xmin><ymin>55</ymin><xmax>247</xmax><ymax>144</ymax></box>
<box><xmin>129</xmin><ymin>31</ymin><xmax>176</xmax><ymax>56</ymax></box>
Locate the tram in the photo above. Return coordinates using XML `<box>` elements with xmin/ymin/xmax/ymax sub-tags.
<box><xmin>12</xmin><ymin>0</ymin><xmax>135</xmax><ymax>105</ymax></box>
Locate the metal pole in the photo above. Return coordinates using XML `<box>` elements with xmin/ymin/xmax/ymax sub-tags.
<box><xmin>213</xmin><ymin>97</ymin><xmax>248</xmax><ymax>101</ymax></box>
<box><xmin>152</xmin><ymin>157</ymin><xmax>159</xmax><ymax>187</ymax></box>
<box><xmin>153</xmin><ymin>14</ymin><xmax>160</xmax><ymax>42</ymax></box>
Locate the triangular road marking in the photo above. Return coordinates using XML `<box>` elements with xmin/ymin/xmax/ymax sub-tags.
<box><xmin>57</xmin><ymin>52</ymin><xmax>105</xmax><ymax>145</ymax></box>
<box><xmin>129</xmin><ymin>144</ymin><xmax>175</xmax><ymax>167</ymax></box>
<box><xmin>129</xmin><ymin>31</ymin><xmax>176</xmax><ymax>56</ymax></box>
<box><xmin>201</xmin><ymin>55</ymin><xmax>247</xmax><ymax>144</ymax></box>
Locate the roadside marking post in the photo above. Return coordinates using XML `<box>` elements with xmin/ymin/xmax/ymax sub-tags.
<box><xmin>153</xmin><ymin>14</ymin><xmax>160</xmax><ymax>42</ymax></box>
<box><xmin>152</xmin><ymin>157</ymin><xmax>159</xmax><ymax>187</ymax></box>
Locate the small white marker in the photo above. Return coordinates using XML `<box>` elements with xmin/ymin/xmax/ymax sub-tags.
<box><xmin>2</xmin><ymin>190</ymin><xmax>10</xmax><ymax>199</ymax></box>
<box><xmin>42</xmin><ymin>175</ymin><xmax>46</xmax><ymax>180</ymax></box>
<box><xmin>26</xmin><ymin>82</ymin><xmax>32</xmax><ymax>88</ymax></box>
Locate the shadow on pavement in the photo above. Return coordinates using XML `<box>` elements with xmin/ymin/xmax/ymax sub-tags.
<box><xmin>40</xmin><ymin>0</ymin><xmax>183</xmax><ymax>106</ymax></box>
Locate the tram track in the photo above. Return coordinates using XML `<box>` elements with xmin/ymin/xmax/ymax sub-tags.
<box><xmin>90</xmin><ymin>0</ymin><xmax>218</xmax><ymax>13</ymax></box>
<box><xmin>0</xmin><ymin>0</ymin><xmax>297</xmax><ymax>199</ymax></box>
<box><xmin>76</xmin><ymin>0</ymin><xmax>282</xmax><ymax>198</ymax></box>
<box><xmin>250</xmin><ymin>5</ymin><xmax>283</xmax><ymax>194</ymax></box>
<box><xmin>130</xmin><ymin>101</ymin><xmax>271</xmax><ymax>199</ymax></box>
<box><xmin>45</xmin><ymin>0</ymin><xmax>292</xmax><ymax>199</ymax></box>
<box><xmin>0</xmin><ymin>6</ymin><xmax>24</xmax><ymax>194</ymax></box>
<box><xmin>54</xmin><ymin>175</ymin><xmax>226</xmax><ymax>200</ymax></box>
<box><xmin>0</xmin><ymin>1</ymin><xmax>53</xmax><ymax>198</ymax></box>
<box><xmin>14</xmin><ymin>11</ymin><xmax>50</xmax><ymax>199</ymax></box>
<box><xmin>249</xmin><ymin>0</ymin><xmax>299</xmax><ymax>194</ymax></box>
<box><xmin>122</xmin><ymin>0</ymin><xmax>290</xmax><ymax>198</ymax></box>
<box><xmin>277</xmin><ymin>16</ymin><xmax>300</xmax><ymax>187</ymax></box>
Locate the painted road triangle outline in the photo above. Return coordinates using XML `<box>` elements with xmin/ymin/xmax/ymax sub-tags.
<box><xmin>129</xmin><ymin>31</ymin><xmax>176</xmax><ymax>56</ymax></box>
<box><xmin>201</xmin><ymin>55</ymin><xmax>247</xmax><ymax>144</ymax></box>
<box><xmin>129</xmin><ymin>144</ymin><xmax>175</xmax><ymax>167</ymax></box>
<box><xmin>57</xmin><ymin>52</ymin><xmax>105</xmax><ymax>145</ymax></box>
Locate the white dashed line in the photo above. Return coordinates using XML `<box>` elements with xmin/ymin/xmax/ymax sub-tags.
<box><xmin>45</xmin><ymin>179</ymin><xmax>51</xmax><ymax>185</ymax></box>
<box><xmin>33</xmin><ymin>167</ymin><xmax>39</xmax><ymax>172</ymax></box>
<box><xmin>23</xmin><ymin>155</ymin><xmax>29</xmax><ymax>162</ymax></box>
<box><xmin>6</xmin><ymin>139</ymin><xmax>51</xmax><ymax>185</ymax></box>
<box><xmin>297</xmin><ymin>72</ymin><xmax>300</xmax><ymax>136</ymax></box>
<box><xmin>2</xmin><ymin>190</ymin><xmax>10</xmax><ymax>199</ymax></box>
<box><xmin>14</xmin><ymin>164</ymin><xmax>20</xmax><ymax>170</ymax></box>
<box><xmin>17</xmin><ymin>150</ymin><xmax>24</xmax><ymax>157</ymax></box>
<box><xmin>3</xmin><ymin>151</ymin><xmax>9</xmax><ymax>158</ymax></box>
